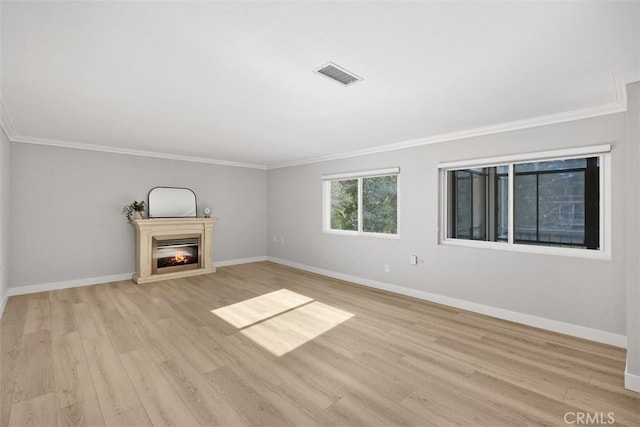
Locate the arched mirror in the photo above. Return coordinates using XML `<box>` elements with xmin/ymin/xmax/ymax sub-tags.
<box><xmin>148</xmin><ymin>187</ymin><xmax>197</xmax><ymax>218</ymax></box>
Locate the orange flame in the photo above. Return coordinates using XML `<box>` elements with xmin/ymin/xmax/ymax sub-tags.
<box><xmin>173</xmin><ymin>251</ymin><xmax>188</xmax><ymax>264</ymax></box>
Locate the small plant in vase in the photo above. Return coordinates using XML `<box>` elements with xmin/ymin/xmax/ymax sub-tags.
<box><xmin>122</xmin><ymin>201</ymin><xmax>146</xmax><ymax>223</ymax></box>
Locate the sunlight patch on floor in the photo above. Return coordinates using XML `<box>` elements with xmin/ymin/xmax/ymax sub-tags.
<box><xmin>240</xmin><ymin>301</ymin><xmax>354</xmax><ymax>356</ymax></box>
<box><xmin>212</xmin><ymin>289</ymin><xmax>354</xmax><ymax>356</ymax></box>
<box><xmin>211</xmin><ymin>288</ymin><xmax>312</xmax><ymax>328</ymax></box>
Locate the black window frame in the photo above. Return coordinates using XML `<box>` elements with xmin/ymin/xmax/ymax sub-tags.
<box><xmin>513</xmin><ymin>157</ymin><xmax>599</xmax><ymax>249</ymax></box>
<box><xmin>448</xmin><ymin>167</ymin><xmax>504</xmax><ymax>242</ymax></box>
<box><xmin>445</xmin><ymin>155</ymin><xmax>602</xmax><ymax>251</ymax></box>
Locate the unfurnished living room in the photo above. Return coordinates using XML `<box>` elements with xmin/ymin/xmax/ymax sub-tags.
<box><xmin>1</xmin><ymin>1</ymin><xmax>640</xmax><ymax>426</ymax></box>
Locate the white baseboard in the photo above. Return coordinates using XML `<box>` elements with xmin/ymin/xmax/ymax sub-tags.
<box><xmin>625</xmin><ymin>365</ymin><xmax>640</xmax><ymax>393</ymax></box>
<box><xmin>5</xmin><ymin>256</ymin><xmax>269</xmax><ymax>298</ymax></box>
<box><xmin>213</xmin><ymin>256</ymin><xmax>268</xmax><ymax>268</ymax></box>
<box><xmin>3</xmin><ymin>257</ymin><xmax>628</xmax><ymax>349</ymax></box>
<box><xmin>7</xmin><ymin>273</ymin><xmax>135</xmax><ymax>297</ymax></box>
<box><xmin>0</xmin><ymin>291</ymin><xmax>7</xmax><ymax>320</ymax></box>
<box><xmin>267</xmin><ymin>257</ymin><xmax>627</xmax><ymax>348</ymax></box>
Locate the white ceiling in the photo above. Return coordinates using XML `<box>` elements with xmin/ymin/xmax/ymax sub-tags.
<box><xmin>1</xmin><ymin>1</ymin><xmax>639</xmax><ymax>168</ymax></box>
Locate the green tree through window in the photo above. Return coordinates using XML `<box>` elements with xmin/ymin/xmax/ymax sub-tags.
<box><xmin>327</xmin><ymin>173</ymin><xmax>398</xmax><ymax>235</ymax></box>
<box><xmin>330</xmin><ymin>179</ymin><xmax>358</xmax><ymax>231</ymax></box>
<box><xmin>363</xmin><ymin>175</ymin><xmax>398</xmax><ymax>234</ymax></box>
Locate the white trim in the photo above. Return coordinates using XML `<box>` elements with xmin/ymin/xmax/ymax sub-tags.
<box><xmin>10</xmin><ymin>135</ymin><xmax>267</xmax><ymax>170</ymax></box>
<box><xmin>322</xmin><ymin>180</ymin><xmax>331</xmax><ymax>232</ymax></box>
<box><xmin>625</xmin><ymin>365</ymin><xmax>640</xmax><ymax>393</ymax></box>
<box><xmin>613</xmin><ymin>67</ymin><xmax>640</xmax><ymax>110</ymax></box>
<box><xmin>7</xmin><ymin>273</ymin><xmax>134</xmax><ymax>296</ymax></box>
<box><xmin>602</xmin><ymin>153</ymin><xmax>612</xmax><ymax>256</ymax></box>
<box><xmin>322</xmin><ymin>171</ymin><xmax>400</xmax><ymax>238</ymax></box>
<box><xmin>6</xmin><ymin>105</ymin><xmax>622</xmax><ymax>171</ymax></box>
<box><xmin>440</xmin><ymin>239</ymin><xmax>611</xmax><ymax>260</ymax></box>
<box><xmin>213</xmin><ymin>256</ymin><xmax>268</xmax><ymax>268</ymax></box>
<box><xmin>437</xmin><ymin>144</ymin><xmax>611</xmax><ymax>169</ymax></box>
<box><xmin>322</xmin><ymin>167</ymin><xmax>400</xmax><ymax>180</ymax></box>
<box><xmin>2</xmin><ymin>95</ymin><xmax>265</xmax><ymax>169</ymax></box>
<box><xmin>0</xmin><ymin>292</ymin><xmax>7</xmax><ymax>320</ymax></box>
<box><xmin>0</xmin><ymin>98</ymin><xmax>16</xmax><ymax>139</ymax></box>
<box><xmin>269</xmin><ymin>104</ymin><xmax>624</xmax><ymax>170</ymax></box>
<box><xmin>268</xmin><ymin>67</ymin><xmax>636</xmax><ymax>170</ymax></box>
<box><xmin>5</xmin><ymin>257</ymin><xmax>269</xmax><ymax>296</ymax></box>
<box><xmin>269</xmin><ymin>66</ymin><xmax>638</xmax><ymax>170</ymax></box>
<box><xmin>266</xmin><ymin>257</ymin><xmax>627</xmax><ymax>348</ymax></box>
<box><xmin>322</xmin><ymin>229</ymin><xmax>400</xmax><ymax>240</ymax></box>
<box><xmin>3</xmin><ymin>70</ymin><xmax>637</xmax><ymax>170</ymax></box>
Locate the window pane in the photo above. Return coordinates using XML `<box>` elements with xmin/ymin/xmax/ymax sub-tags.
<box><xmin>471</xmin><ymin>172</ymin><xmax>487</xmax><ymax>240</ymax></box>
<box><xmin>514</xmin><ymin>174</ymin><xmax>537</xmax><ymax>242</ymax></box>
<box><xmin>496</xmin><ymin>175</ymin><xmax>509</xmax><ymax>241</ymax></box>
<box><xmin>454</xmin><ymin>171</ymin><xmax>472</xmax><ymax>239</ymax></box>
<box><xmin>538</xmin><ymin>172</ymin><xmax>585</xmax><ymax>245</ymax></box>
<box><xmin>514</xmin><ymin>157</ymin><xmax>597</xmax><ymax>248</ymax></box>
<box><xmin>515</xmin><ymin>158</ymin><xmax>586</xmax><ymax>173</ymax></box>
<box><xmin>363</xmin><ymin>175</ymin><xmax>397</xmax><ymax>234</ymax></box>
<box><xmin>447</xmin><ymin>166</ymin><xmax>507</xmax><ymax>242</ymax></box>
<box><xmin>330</xmin><ymin>179</ymin><xmax>358</xmax><ymax>231</ymax></box>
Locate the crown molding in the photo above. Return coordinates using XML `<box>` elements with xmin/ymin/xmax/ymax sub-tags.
<box><xmin>9</xmin><ymin>135</ymin><xmax>268</xmax><ymax>170</ymax></box>
<box><xmin>268</xmin><ymin>102</ymin><xmax>624</xmax><ymax>169</ymax></box>
<box><xmin>1</xmin><ymin>95</ymin><xmax>267</xmax><ymax>169</ymax></box>
<box><xmin>0</xmin><ymin>97</ymin><xmax>17</xmax><ymax>139</ymax></box>
<box><xmin>268</xmin><ymin>68</ymin><xmax>640</xmax><ymax>170</ymax></box>
<box><xmin>613</xmin><ymin>67</ymin><xmax>640</xmax><ymax>110</ymax></box>
<box><xmin>6</xmin><ymin>102</ymin><xmax>624</xmax><ymax>172</ymax></box>
<box><xmin>3</xmin><ymin>69</ymin><xmax>639</xmax><ymax>171</ymax></box>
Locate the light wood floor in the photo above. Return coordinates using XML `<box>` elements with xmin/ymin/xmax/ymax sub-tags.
<box><xmin>1</xmin><ymin>261</ymin><xmax>639</xmax><ymax>426</ymax></box>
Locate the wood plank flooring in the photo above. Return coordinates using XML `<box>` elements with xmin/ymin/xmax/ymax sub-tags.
<box><xmin>1</xmin><ymin>261</ymin><xmax>638</xmax><ymax>426</ymax></box>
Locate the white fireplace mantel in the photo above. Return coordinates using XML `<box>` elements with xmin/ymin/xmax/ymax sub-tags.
<box><xmin>132</xmin><ymin>217</ymin><xmax>216</xmax><ymax>284</ymax></box>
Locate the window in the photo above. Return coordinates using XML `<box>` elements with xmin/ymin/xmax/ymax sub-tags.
<box><xmin>323</xmin><ymin>168</ymin><xmax>399</xmax><ymax>236</ymax></box>
<box><xmin>439</xmin><ymin>145</ymin><xmax>610</xmax><ymax>257</ymax></box>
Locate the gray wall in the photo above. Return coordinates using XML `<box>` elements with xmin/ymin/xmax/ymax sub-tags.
<box><xmin>0</xmin><ymin>127</ymin><xmax>9</xmax><ymax>302</ymax></box>
<box><xmin>267</xmin><ymin>113</ymin><xmax>627</xmax><ymax>335</ymax></box>
<box><xmin>9</xmin><ymin>144</ymin><xmax>267</xmax><ymax>287</ymax></box>
<box><xmin>626</xmin><ymin>82</ymin><xmax>640</xmax><ymax>377</ymax></box>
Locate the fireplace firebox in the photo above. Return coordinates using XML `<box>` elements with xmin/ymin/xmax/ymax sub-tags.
<box><xmin>152</xmin><ymin>235</ymin><xmax>201</xmax><ymax>274</ymax></box>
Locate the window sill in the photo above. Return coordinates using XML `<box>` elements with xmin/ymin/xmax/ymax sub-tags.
<box><xmin>439</xmin><ymin>238</ymin><xmax>611</xmax><ymax>260</ymax></box>
<box><xmin>323</xmin><ymin>229</ymin><xmax>400</xmax><ymax>240</ymax></box>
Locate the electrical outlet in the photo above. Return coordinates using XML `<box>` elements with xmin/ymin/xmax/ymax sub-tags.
<box><xmin>410</xmin><ymin>255</ymin><xmax>418</xmax><ymax>265</ymax></box>
<box><xmin>384</xmin><ymin>264</ymin><xmax>390</xmax><ymax>273</ymax></box>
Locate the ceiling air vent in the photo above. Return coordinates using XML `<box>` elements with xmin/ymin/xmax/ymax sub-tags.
<box><xmin>315</xmin><ymin>63</ymin><xmax>363</xmax><ymax>86</ymax></box>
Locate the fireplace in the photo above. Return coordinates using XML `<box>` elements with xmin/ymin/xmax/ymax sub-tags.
<box><xmin>152</xmin><ymin>235</ymin><xmax>201</xmax><ymax>274</ymax></box>
<box><xmin>132</xmin><ymin>217</ymin><xmax>216</xmax><ymax>284</ymax></box>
